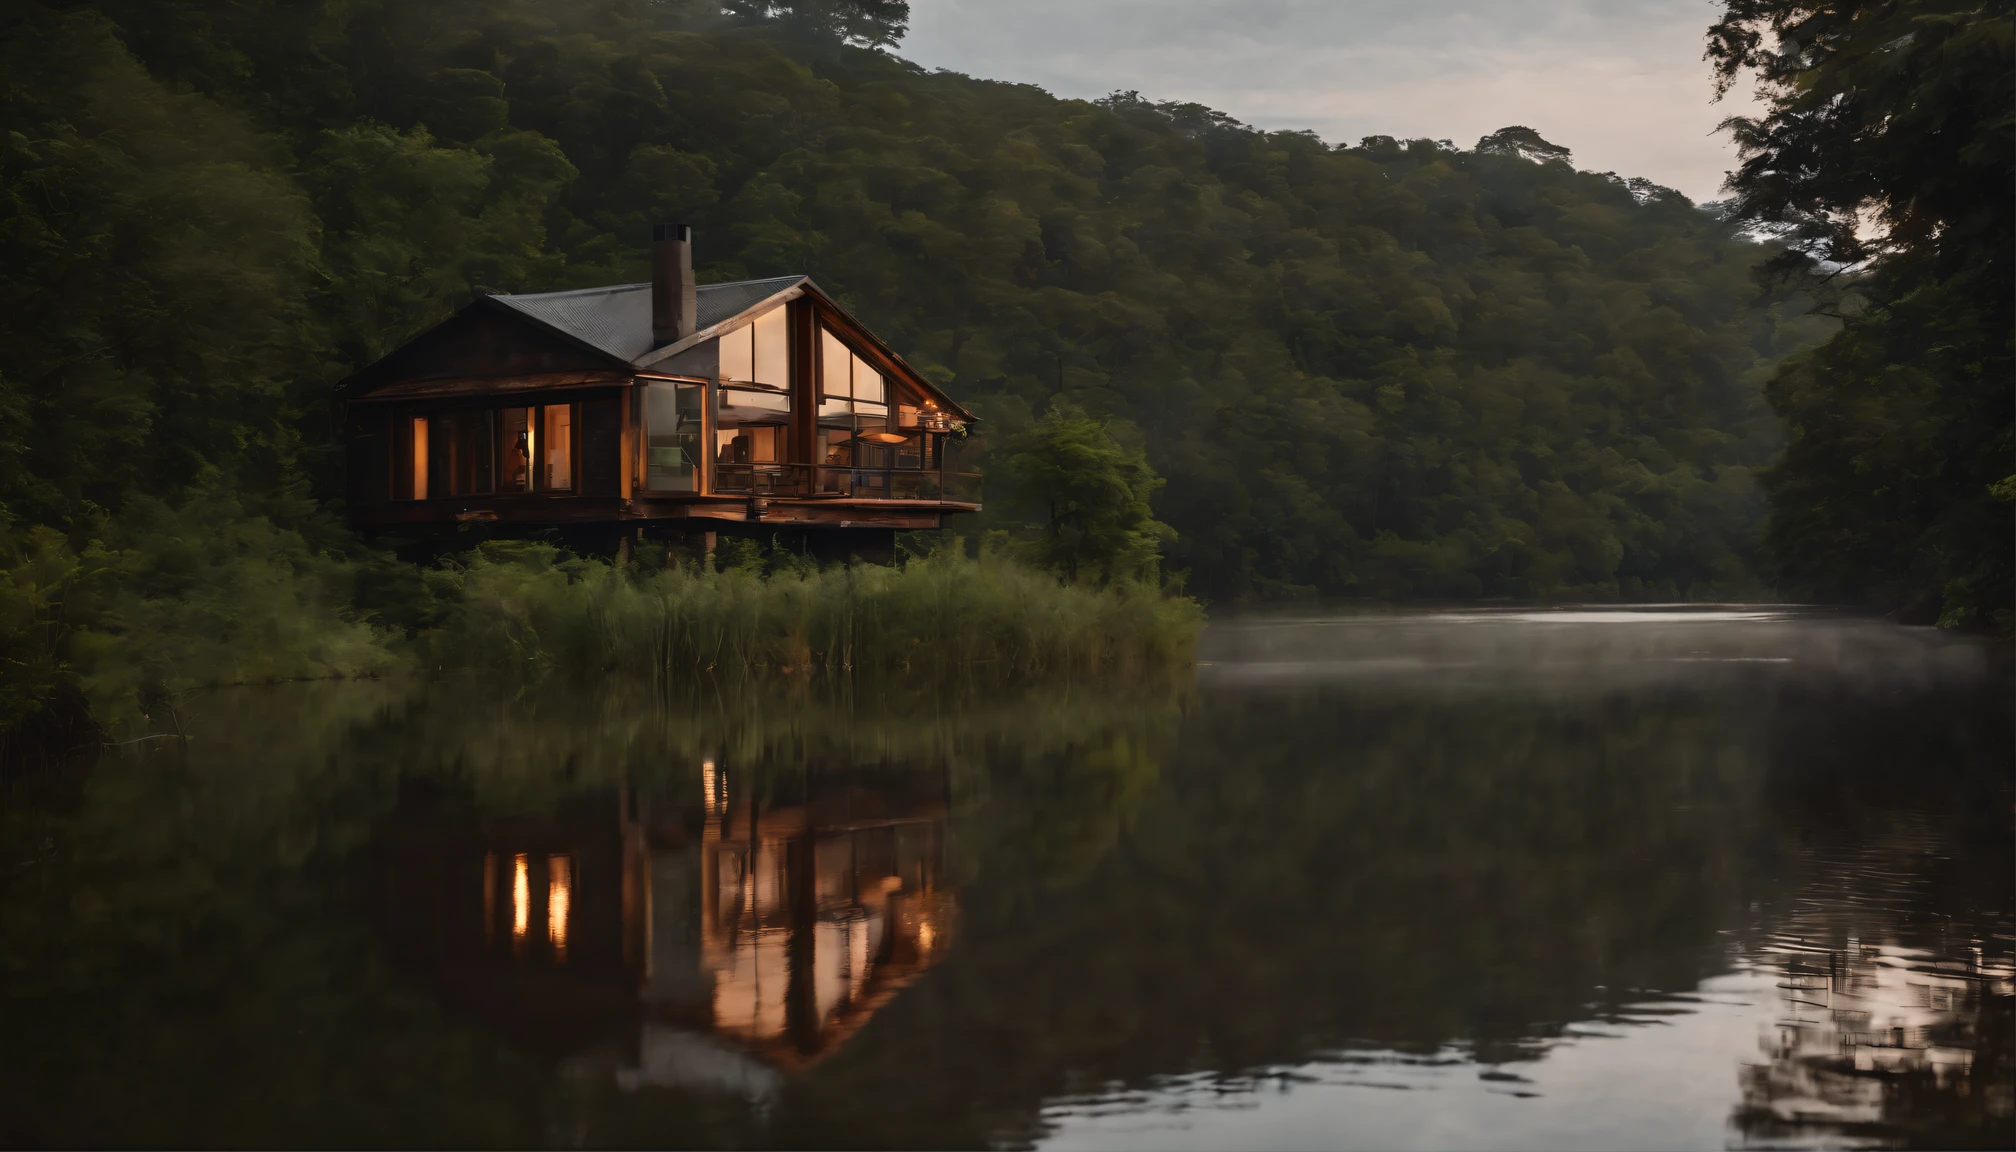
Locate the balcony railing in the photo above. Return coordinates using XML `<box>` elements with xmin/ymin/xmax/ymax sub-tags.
<box><xmin>712</xmin><ymin>463</ymin><xmax>811</xmax><ymax>497</ymax></box>
<box><xmin>711</xmin><ymin>464</ymin><xmax>981</xmax><ymax>504</ymax></box>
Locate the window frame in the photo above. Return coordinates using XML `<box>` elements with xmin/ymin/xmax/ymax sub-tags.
<box><xmin>395</xmin><ymin>398</ymin><xmax>582</xmax><ymax>500</ymax></box>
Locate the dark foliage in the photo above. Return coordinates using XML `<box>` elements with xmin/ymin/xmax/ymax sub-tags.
<box><xmin>1709</xmin><ymin>0</ymin><xmax>2014</xmax><ymax>629</ymax></box>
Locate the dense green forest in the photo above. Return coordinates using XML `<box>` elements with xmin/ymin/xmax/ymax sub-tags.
<box><xmin>8</xmin><ymin>0</ymin><xmax>2000</xmax><ymax>729</ymax></box>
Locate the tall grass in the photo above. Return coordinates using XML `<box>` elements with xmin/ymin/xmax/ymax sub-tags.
<box><xmin>430</xmin><ymin>540</ymin><xmax>1202</xmax><ymax>683</ymax></box>
<box><xmin>0</xmin><ymin>519</ymin><xmax>1201</xmax><ymax>750</ymax></box>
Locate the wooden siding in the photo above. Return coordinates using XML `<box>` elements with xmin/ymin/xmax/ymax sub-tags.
<box><xmin>580</xmin><ymin>398</ymin><xmax>623</xmax><ymax>496</ymax></box>
<box><xmin>344</xmin><ymin>306</ymin><xmax>624</xmax><ymax>395</ymax></box>
<box><xmin>347</xmin><ymin>406</ymin><xmax>393</xmax><ymax>506</ymax></box>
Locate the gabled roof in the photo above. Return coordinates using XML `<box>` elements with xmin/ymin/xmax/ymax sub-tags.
<box><xmin>338</xmin><ymin>273</ymin><xmax>973</xmax><ymax>423</ymax></box>
<box><xmin>487</xmin><ymin>276</ymin><xmax>805</xmax><ymax>364</ymax></box>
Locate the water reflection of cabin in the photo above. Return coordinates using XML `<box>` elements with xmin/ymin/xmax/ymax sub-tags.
<box><xmin>338</xmin><ymin>226</ymin><xmax>978</xmax><ymax>555</ymax></box>
<box><xmin>377</xmin><ymin>764</ymin><xmax>953</xmax><ymax>1096</ymax></box>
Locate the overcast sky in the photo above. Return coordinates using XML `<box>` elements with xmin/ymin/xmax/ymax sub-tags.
<box><xmin>900</xmin><ymin>0</ymin><xmax>1757</xmax><ymax>204</ymax></box>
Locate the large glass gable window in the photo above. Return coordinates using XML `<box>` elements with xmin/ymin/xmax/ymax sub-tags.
<box><xmin>716</xmin><ymin>309</ymin><xmax>792</xmax><ymax>479</ymax></box>
<box><xmin>818</xmin><ymin>328</ymin><xmax>886</xmax><ymax>414</ymax></box>
<box><xmin>818</xmin><ymin>326</ymin><xmax>926</xmax><ymax>486</ymax></box>
<box><xmin>718</xmin><ymin>307</ymin><xmax>789</xmax><ymax>389</ymax></box>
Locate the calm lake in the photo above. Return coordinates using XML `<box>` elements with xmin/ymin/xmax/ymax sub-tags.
<box><xmin>3</xmin><ymin>609</ymin><xmax>2010</xmax><ymax>1149</ymax></box>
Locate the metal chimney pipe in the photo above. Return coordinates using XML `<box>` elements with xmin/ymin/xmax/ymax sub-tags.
<box><xmin>651</xmin><ymin>223</ymin><xmax>696</xmax><ymax>345</ymax></box>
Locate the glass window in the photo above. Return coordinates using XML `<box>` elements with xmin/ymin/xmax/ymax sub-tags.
<box><xmin>821</xmin><ymin>329</ymin><xmax>850</xmax><ymax>398</ymax></box>
<box><xmin>644</xmin><ymin>382</ymin><xmax>703</xmax><ymax>492</ymax></box>
<box><xmin>818</xmin><ymin>325</ymin><xmax>886</xmax><ymax>405</ymax></box>
<box><xmin>716</xmin><ymin>425</ymin><xmax>783</xmax><ymax>465</ymax></box>
<box><xmin>853</xmin><ymin>437</ymin><xmax>892</xmax><ymax>470</ymax></box>
<box><xmin>820</xmin><ymin>428</ymin><xmax>854</xmax><ymax>466</ymax></box>
<box><xmin>719</xmin><ymin>324</ymin><xmax>753</xmax><ymax>384</ymax></box>
<box><xmin>541</xmin><ymin>404</ymin><xmax>573</xmax><ymax>490</ymax></box>
<box><xmin>498</xmin><ymin>408</ymin><xmax>533</xmax><ymax>492</ymax></box>
<box><xmin>852</xmin><ymin>353</ymin><xmax>883</xmax><ymax>403</ymax></box>
<box><xmin>410</xmin><ymin>417</ymin><xmax>429</xmax><ymax>499</ymax></box>
<box><xmin>752</xmin><ymin>307</ymin><xmax>788</xmax><ymax>388</ymax></box>
<box><xmin>720</xmin><ymin>387</ymin><xmax>790</xmax><ymax>418</ymax></box>
<box><xmin>720</xmin><ymin>308</ymin><xmax>791</xmax><ymax>388</ymax></box>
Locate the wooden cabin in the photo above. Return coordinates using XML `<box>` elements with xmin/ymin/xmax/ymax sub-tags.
<box><xmin>338</xmin><ymin>225</ymin><xmax>978</xmax><ymax>555</ymax></box>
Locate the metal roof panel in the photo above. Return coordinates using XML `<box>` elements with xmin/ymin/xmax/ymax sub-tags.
<box><xmin>487</xmin><ymin>276</ymin><xmax>806</xmax><ymax>364</ymax></box>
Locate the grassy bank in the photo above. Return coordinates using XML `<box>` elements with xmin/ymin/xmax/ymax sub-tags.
<box><xmin>432</xmin><ymin>540</ymin><xmax>1202</xmax><ymax>683</ymax></box>
<box><xmin>0</xmin><ymin>520</ymin><xmax>1202</xmax><ymax>746</ymax></box>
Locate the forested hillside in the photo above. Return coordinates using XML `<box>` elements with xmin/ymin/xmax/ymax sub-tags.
<box><xmin>3</xmin><ymin>0</ymin><xmax>1826</xmax><ymax>613</ymax></box>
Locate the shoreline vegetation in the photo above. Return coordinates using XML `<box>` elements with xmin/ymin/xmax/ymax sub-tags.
<box><xmin>438</xmin><ymin>538</ymin><xmax>1203</xmax><ymax>682</ymax></box>
<box><xmin>0</xmin><ymin>523</ymin><xmax>1204</xmax><ymax>749</ymax></box>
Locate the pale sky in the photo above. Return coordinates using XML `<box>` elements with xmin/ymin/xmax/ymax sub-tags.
<box><xmin>900</xmin><ymin>0</ymin><xmax>1758</xmax><ymax>204</ymax></box>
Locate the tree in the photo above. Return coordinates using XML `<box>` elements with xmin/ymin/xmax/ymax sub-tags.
<box><xmin>1473</xmin><ymin>125</ymin><xmax>1573</xmax><ymax>165</ymax></box>
<box><xmin>997</xmin><ymin>404</ymin><xmax>1173</xmax><ymax>585</ymax></box>
<box><xmin>722</xmin><ymin>0</ymin><xmax>911</xmax><ymax>48</ymax></box>
<box><xmin>1708</xmin><ymin>0</ymin><xmax>2013</xmax><ymax>630</ymax></box>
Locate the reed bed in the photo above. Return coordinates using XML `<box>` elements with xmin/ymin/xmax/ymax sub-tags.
<box><xmin>431</xmin><ymin>541</ymin><xmax>1202</xmax><ymax>684</ymax></box>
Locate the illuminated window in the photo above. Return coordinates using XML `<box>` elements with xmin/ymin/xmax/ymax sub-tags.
<box><xmin>716</xmin><ymin>424</ymin><xmax>783</xmax><ymax>465</ymax></box>
<box><xmin>401</xmin><ymin>404</ymin><xmax>575</xmax><ymax>497</ymax></box>
<box><xmin>409</xmin><ymin>417</ymin><xmax>429</xmax><ymax>499</ymax></box>
<box><xmin>540</xmin><ymin>404</ymin><xmax>572</xmax><ymax>490</ymax></box>
<box><xmin>816</xmin><ymin>327</ymin><xmax>896</xmax><ymax>484</ymax></box>
<box><xmin>498</xmin><ymin>407</ymin><xmax>533</xmax><ymax>492</ymax></box>
<box><xmin>819</xmin><ymin>326</ymin><xmax>885</xmax><ymax>407</ymax></box>
<box><xmin>820</xmin><ymin>428</ymin><xmax>854</xmax><ymax>466</ymax></box>
<box><xmin>717</xmin><ymin>382</ymin><xmax>789</xmax><ymax>477</ymax></box>
<box><xmin>718</xmin><ymin>307</ymin><xmax>789</xmax><ymax>389</ymax></box>
<box><xmin>819</xmin><ymin>329</ymin><xmax>849</xmax><ymax>405</ymax></box>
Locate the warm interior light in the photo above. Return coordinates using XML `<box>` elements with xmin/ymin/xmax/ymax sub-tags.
<box><xmin>512</xmin><ymin>853</ymin><xmax>530</xmax><ymax>945</ymax></box>
<box><xmin>702</xmin><ymin>759</ymin><xmax>718</xmax><ymax>815</ymax></box>
<box><xmin>411</xmin><ymin>417</ymin><xmax>430</xmax><ymax>500</ymax></box>
<box><xmin>548</xmin><ymin>854</ymin><xmax>571</xmax><ymax>961</ymax></box>
<box><xmin>541</xmin><ymin>405</ymin><xmax>573</xmax><ymax>490</ymax></box>
<box><xmin>854</xmin><ymin>431</ymin><xmax>909</xmax><ymax>445</ymax></box>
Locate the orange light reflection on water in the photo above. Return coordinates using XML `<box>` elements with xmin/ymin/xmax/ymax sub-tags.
<box><xmin>512</xmin><ymin>853</ymin><xmax>530</xmax><ymax>945</ymax></box>
<box><xmin>548</xmin><ymin>854</ymin><xmax>571</xmax><ymax>961</ymax></box>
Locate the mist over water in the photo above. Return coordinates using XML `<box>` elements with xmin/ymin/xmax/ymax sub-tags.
<box><xmin>1</xmin><ymin>610</ymin><xmax>2008</xmax><ymax>1148</ymax></box>
<box><xmin>1200</xmin><ymin>606</ymin><xmax>1995</xmax><ymax>695</ymax></box>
